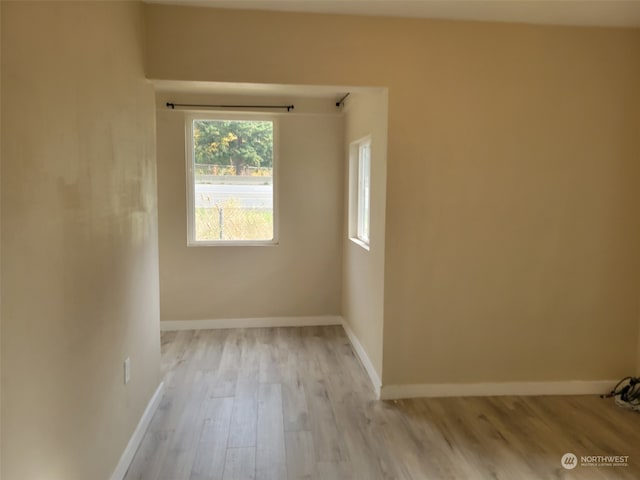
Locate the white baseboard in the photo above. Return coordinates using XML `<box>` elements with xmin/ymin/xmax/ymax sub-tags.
<box><xmin>110</xmin><ymin>382</ymin><xmax>165</xmax><ymax>480</ymax></box>
<box><xmin>160</xmin><ymin>316</ymin><xmax>615</xmax><ymax>402</ymax></box>
<box><xmin>380</xmin><ymin>380</ymin><xmax>617</xmax><ymax>401</ymax></box>
<box><xmin>341</xmin><ymin>319</ymin><xmax>382</xmax><ymax>399</ymax></box>
<box><xmin>160</xmin><ymin>315</ymin><xmax>342</xmax><ymax>331</ymax></box>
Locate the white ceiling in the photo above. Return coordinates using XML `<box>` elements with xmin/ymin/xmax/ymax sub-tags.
<box><xmin>146</xmin><ymin>0</ymin><xmax>640</xmax><ymax>28</ymax></box>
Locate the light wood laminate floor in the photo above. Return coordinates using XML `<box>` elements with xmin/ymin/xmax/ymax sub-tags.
<box><xmin>125</xmin><ymin>326</ymin><xmax>640</xmax><ymax>480</ymax></box>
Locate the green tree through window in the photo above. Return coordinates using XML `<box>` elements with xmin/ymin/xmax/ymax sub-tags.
<box><xmin>193</xmin><ymin>119</ymin><xmax>273</xmax><ymax>175</ymax></box>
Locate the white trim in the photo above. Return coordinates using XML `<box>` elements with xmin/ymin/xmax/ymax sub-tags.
<box><xmin>356</xmin><ymin>139</ymin><xmax>371</xmax><ymax>245</ymax></box>
<box><xmin>160</xmin><ymin>315</ymin><xmax>342</xmax><ymax>331</ymax></box>
<box><xmin>187</xmin><ymin>240</ymin><xmax>279</xmax><ymax>247</ymax></box>
<box><xmin>110</xmin><ymin>382</ymin><xmax>165</xmax><ymax>480</ymax></box>
<box><xmin>184</xmin><ymin>112</ymin><xmax>279</xmax><ymax>246</ymax></box>
<box><xmin>349</xmin><ymin>236</ymin><xmax>370</xmax><ymax>252</ymax></box>
<box><xmin>348</xmin><ymin>135</ymin><xmax>372</xmax><ymax>246</ymax></box>
<box><xmin>341</xmin><ymin>319</ymin><xmax>382</xmax><ymax>399</ymax></box>
<box><xmin>380</xmin><ymin>380</ymin><xmax>617</xmax><ymax>401</ymax></box>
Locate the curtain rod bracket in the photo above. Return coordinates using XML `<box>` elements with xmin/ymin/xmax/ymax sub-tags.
<box><xmin>336</xmin><ymin>93</ymin><xmax>350</xmax><ymax>108</ymax></box>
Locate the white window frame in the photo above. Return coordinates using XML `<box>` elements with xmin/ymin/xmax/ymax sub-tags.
<box><xmin>349</xmin><ymin>135</ymin><xmax>371</xmax><ymax>250</ymax></box>
<box><xmin>185</xmin><ymin>112</ymin><xmax>279</xmax><ymax>247</ymax></box>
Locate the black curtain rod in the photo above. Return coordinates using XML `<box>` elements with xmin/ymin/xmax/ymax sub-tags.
<box><xmin>166</xmin><ymin>102</ymin><xmax>294</xmax><ymax>112</ymax></box>
<box><xmin>336</xmin><ymin>93</ymin><xmax>350</xmax><ymax>107</ymax></box>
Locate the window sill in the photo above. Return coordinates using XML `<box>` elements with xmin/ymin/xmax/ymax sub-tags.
<box><xmin>188</xmin><ymin>240</ymin><xmax>279</xmax><ymax>247</ymax></box>
<box><xmin>349</xmin><ymin>237</ymin><xmax>370</xmax><ymax>251</ymax></box>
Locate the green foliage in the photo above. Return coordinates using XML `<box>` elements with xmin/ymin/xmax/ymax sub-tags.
<box><xmin>193</xmin><ymin>119</ymin><xmax>273</xmax><ymax>173</ymax></box>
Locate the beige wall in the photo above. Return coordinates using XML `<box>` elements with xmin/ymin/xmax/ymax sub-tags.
<box><xmin>1</xmin><ymin>2</ymin><xmax>160</xmax><ymax>479</ymax></box>
<box><xmin>146</xmin><ymin>5</ymin><xmax>640</xmax><ymax>386</ymax></box>
<box><xmin>381</xmin><ymin>36</ymin><xmax>640</xmax><ymax>385</ymax></box>
<box><xmin>342</xmin><ymin>91</ymin><xmax>388</xmax><ymax>379</ymax></box>
<box><xmin>0</xmin><ymin>0</ymin><xmax>3</xmax><ymax>473</ymax></box>
<box><xmin>156</xmin><ymin>92</ymin><xmax>343</xmax><ymax>320</ymax></box>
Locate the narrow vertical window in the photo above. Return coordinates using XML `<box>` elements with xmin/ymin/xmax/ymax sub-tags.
<box><xmin>357</xmin><ymin>142</ymin><xmax>371</xmax><ymax>244</ymax></box>
<box><xmin>349</xmin><ymin>136</ymin><xmax>371</xmax><ymax>249</ymax></box>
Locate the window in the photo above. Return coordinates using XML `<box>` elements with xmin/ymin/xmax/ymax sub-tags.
<box><xmin>350</xmin><ymin>136</ymin><xmax>371</xmax><ymax>248</ymax></box>
<box><xmin>186</xmin><ymin>114</ymin><xmax>276</xmax><ymax>245</ymax></box>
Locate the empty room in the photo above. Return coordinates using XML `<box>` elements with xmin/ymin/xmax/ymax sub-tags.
<box><xmin>1</xmin><ymin>1</ymin><xmax>640</xmax><ymax>479</ymax></box>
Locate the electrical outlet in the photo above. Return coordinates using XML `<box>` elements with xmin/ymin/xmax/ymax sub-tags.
<box><xmin>124</xmin><ymin>357</ymin><xmax>131</xmax><ymax>385</ymax></box>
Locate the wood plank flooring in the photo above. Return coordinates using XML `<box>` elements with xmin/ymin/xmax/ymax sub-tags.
<box><xmin>125</xmin><ymin>326</ymin><xmax>640</xmax><ymax>480</ymax></box>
